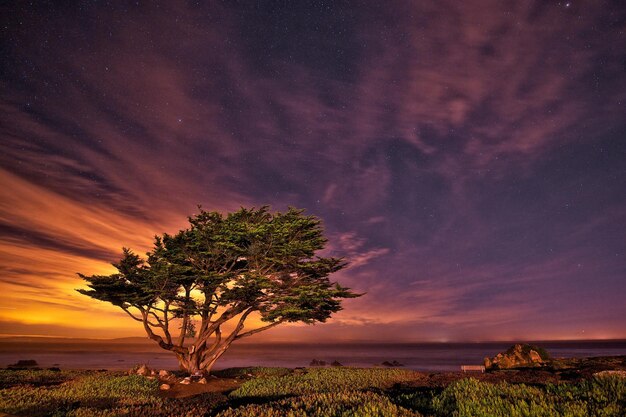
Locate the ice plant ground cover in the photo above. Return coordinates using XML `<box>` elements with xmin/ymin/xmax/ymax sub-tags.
<box><xmin>1</xmin><ymin>367</ymin><xmax>626</xmax><ymax>416</ymax></box>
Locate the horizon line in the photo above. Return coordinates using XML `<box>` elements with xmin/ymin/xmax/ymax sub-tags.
<box><xmin>1</xmin><ymin>334</ymin><xmax>625</xmax><ymax>344</ymax></box>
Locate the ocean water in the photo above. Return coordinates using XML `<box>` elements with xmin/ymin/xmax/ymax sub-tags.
<box><xmin>1</xmin><ymin>340</ymin><xmax>625</xmax><ymax>372</ymax></box>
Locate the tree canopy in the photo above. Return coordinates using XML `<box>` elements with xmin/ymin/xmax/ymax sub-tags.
<box><xmin>77</xmin><ymin>207</ymin><xmax>359</xmax><ymax>374</ymax></box>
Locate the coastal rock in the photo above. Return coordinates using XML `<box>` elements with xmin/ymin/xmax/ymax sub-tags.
<box><xmin>198</xmin><ymin>377</ymin><xmax>208</xmax><ymax>384</ymax></box>
<box><xmin>331</xmin><ymin>360</ymin><xmax>343</xmax><ymax>367</ymax></box>
<box><xmin>8</xmin><ymin>359</ymin><xmax>38</xmax><ymax>369</ymax></box>
<box><xmin>135</xmin><ymin>364</ymin><xmax>151</xmax><ymax>376</ymax></box>
<box><xmin>159</xmin><ymin>383</ymin><xmax>171</xmax><ymax>390</ymax></box>
<box><xmin>484</xmin><ymin>344</ymin><xmax>551</xmax><ymax>370</ymax></box>
<box><xmin>381</xmin><ymin>360</ymin><xmax>404</xmax><ymax>367</ymax></box>
<box><xmin>158</xmin><ymin>369</ymin><xmax>171</xmax><ymax>377</ymax></box>
<box><xmin>179</xmin><ymin>377</ymin><xmax>191</xmax><ymax>385</ymax></box>
<box><xmin>310</xmin><ymin>359</ymin><xmax>327</xmax><ymax>366</ymax></box>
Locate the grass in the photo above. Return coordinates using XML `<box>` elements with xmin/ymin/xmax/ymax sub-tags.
<box><xmin>1</xmin><ymin>367</ymin><xmax>625</xmax><ymax>416</ymax></box>
<box><xmin>229</xmin><ymin>368</ymin><xmax>421</xmax><ymax>399</ymax></box>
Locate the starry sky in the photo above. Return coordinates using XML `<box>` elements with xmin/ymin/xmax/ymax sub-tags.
<box><xmin>1</xmin><ymin>1</ymin><xmax>625</xmax><ymax>342</ymax></box>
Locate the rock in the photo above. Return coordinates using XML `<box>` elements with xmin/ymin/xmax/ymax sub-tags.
<box><xmin>190</xmin><ymin>372</ymin><xmax>204</xmax><ymax>382</ymax></box>
<box><xmin>381</xmin><ymin>360</ymin><xmax>404</xmax><ymax>367</ymax></box>
<box><xmin>159</xmin><ymin>383</ymin><xmax>171</xmax><ymax>390</ymax></box>
<box><xmin>198</xmin><ymin>377</ymin><xmax>208</xmax><ymax>384</ymax></box>
<box><xmin>136</xmin><ymin>364</ymin><xmax>151</xmax><ymax>376</ymax></box>
<box><xmin>179</xmin><ymin>377</ymin><xmax>191</xmax><ymax>385</ymax></box>
<box><xmin>147</xmin><ymin>376</ymin><xmax>156</xmax><ymax>380</ymax></box>
<box><xmin>484</xmin><ymin>344</ymin><xmax>551</xmax><ymax>370</ymax></box>
<box><xmin>310</xmin><ymin>359</ymin><xmax>327</xmax><ymax>366</ymax></box>
<box><xmin>158</xmin><ymin>369</ymin><xmax>171</xmax><ymax>377</ymax></box>
<box><xmin>529</xmin><ymin>350</ymin><xmax>543</xmax><ymax>363</ymax></box>
<box><xmin>331</xmin><ymin>361</ymin><xmax>343</xmax><ymax>367</ymax></box>
<box><xmin>8</xmin><ymin>359</ymin><xmax>38</xmax><ymax>368</ymax></box>
<box><xmin>150</xmin><ymin>370</ymin><xmax>156</xmax><ymax>376</ymax></box>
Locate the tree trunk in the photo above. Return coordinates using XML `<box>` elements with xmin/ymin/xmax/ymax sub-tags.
<box><xmin>175</xmin><ymin>342</ymin><xmax>233</xmax><ymax>375</ymax></box>
<box><xmin>176</xmin><ymin>352</ymin><xmax>206</xmax><ymax>375</ymax></box>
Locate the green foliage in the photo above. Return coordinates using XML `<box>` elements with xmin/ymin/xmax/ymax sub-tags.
<box><xmin>432</xmin><ymin>376</ymin><xmax>626</xmax><ymax>417</ymax></box>
<box><xmin>218</xmin><ymin>391</ymin><xmax>422</xmax><ymax>417</ymax></box>
<box><xmin>78</xmin><ymin>206</ymin><xmax>356</xmax><ymax>325</ymax></box>
<box><xmin>0</xmin><ymin>369</ymin><xmax>82</xmax><ymax>388</ymax></box>
<box><xmin>229</xmin><ymin>368</ymin><xmax>421</xmax><ymax>399</ymax></box>
<box><xmin>0</xmin><ymin>373</ymin><xmax>159</xmax><ymax>416</ymax></box>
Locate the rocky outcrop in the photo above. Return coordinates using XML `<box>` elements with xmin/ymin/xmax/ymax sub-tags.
<box><xmin>8</xmin><ymin>359</ymin><xmax>39</xmax><ymax>369</ymax></box>
<box><xmin>484</xmin><ymin>344</ymin><xmax>551</xmax><ymax>370</ymax></box>
<box><xmin>310</xmin><ymin>359</ymin><xmax>327</xmax><ymax>366</ymax></box>
<box><xmin>381</xmin><ymin>360</ymin><xmax>404</xmax><ymax>367</ymax></box>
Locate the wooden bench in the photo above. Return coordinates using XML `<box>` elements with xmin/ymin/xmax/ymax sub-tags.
<box><xmin>461</xmin><ymin>365</ymin><xmax>485</xmax><ymax>373</ymax></box>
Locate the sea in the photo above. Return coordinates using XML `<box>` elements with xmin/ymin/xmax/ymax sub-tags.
<box><xmin>1</xmin><ymin>339</ymin><xmax>625</xmax><ymax>372</ymax></box>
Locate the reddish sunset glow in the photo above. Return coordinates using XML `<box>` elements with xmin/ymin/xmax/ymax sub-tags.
<box><xmin>1</xmin><ymin>1</ymin><xmax>625</xmax><ymax>342</ymax></box>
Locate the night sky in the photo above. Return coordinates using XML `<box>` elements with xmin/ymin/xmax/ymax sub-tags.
<box><xmin>1</xmin><ymin>1</ymin><xmax>625</xmax><ymax>342</ymax></box>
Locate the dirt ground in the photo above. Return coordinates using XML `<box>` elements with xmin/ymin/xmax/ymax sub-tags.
<box><xmin>159</xmin><ymin>377</ymin><xmax>242</xmax><ymax>399</ymax></box>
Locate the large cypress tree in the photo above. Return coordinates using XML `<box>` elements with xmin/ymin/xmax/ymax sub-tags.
<box><xmin>78</xmin><ymin>207</ymin><xmax>359</xmax><ymax>375</ymax></box>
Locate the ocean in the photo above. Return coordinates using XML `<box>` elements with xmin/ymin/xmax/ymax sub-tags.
<box><xmin>1</xmin><ymin>339</ymin><xmax>625</xmax><ymax>372</ymax></box>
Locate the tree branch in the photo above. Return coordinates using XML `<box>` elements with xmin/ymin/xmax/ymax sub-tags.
<box><xmin>139</xmin><ymin>309</ymin><xmax>187</xmax><ymax>354</ymax></box>
<box><xmin>235</xmin><ymin>319</ymin><xmax>284</xmax><ymax>340</ymax></box>
<box><xmin>178</xmin><ymin>287</ymin><xmax>191</xmax><ymax>347</ymax></box>
<box><xmin>162</xmin><ymin>301</ymin><xmax>172</xmax><ymax>345</ymax></box>
<box><xmin>122</xmin><ymin>307</ymin><xmax>143</xmax><ymax>322</ymax></box>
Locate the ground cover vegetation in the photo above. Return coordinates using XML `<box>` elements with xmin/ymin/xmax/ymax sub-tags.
<box><xmin>1</xmin><ymin>367</ymin><xmax>625</xmax><ymax>416</ymax></box>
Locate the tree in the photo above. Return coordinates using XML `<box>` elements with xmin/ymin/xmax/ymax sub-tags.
<box><xmin>77</xmin><ymin>207</ymin><xmax>359</xmax><ymax>375</ymax></box>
